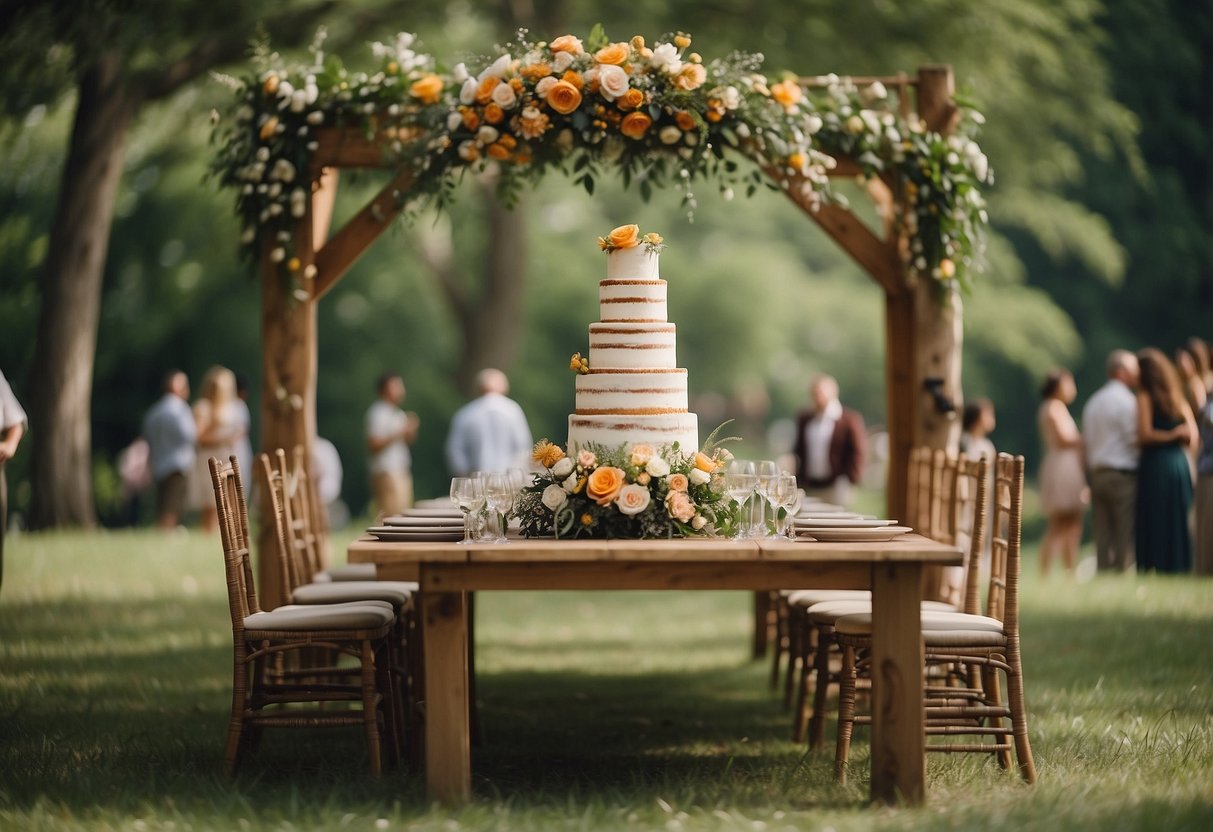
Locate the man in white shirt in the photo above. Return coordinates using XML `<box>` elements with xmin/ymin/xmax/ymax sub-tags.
<box><xmin>366</xmin><ymin>372</ymin><xmax>419</xmax><ymax>519</ymax></box>
<box><xmin>142</xmin><ymin>370</ymin><xmax>197</xmax><ymax>529</ymax></box>
<box><xmin>446</xmin><ymin>369</ymin><xmax>533</xmax><ymax>476</ymax></box>
<box><xmin>792</xmin><ymin>375</ymin><xmax>867</xmax><ymax>508</ymax></box>
<box><xmin>1</xmin><ymin>368</ymin><xmax>28</xmax><ymax>592</ymax></box>
<box><xmin>1081</xmin><ymin>349</ymin><xmax>1140</xmax><ymax>572</ymax></box>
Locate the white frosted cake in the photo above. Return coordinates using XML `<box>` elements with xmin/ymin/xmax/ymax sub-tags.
<box><xmin>567</xmin><ymin>228</ymin><xmax>699</xmax><ymax>454</ymax></box>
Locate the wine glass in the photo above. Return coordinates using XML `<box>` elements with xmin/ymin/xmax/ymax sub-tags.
<box><xmin>484</xmin><ymin>472</ymin><xmax>514</xmax><ymax>544</ymax></box>
<box><xmin>726</xmin><ymin>460</ymin><xmax>757</xmax><ymax>538</ymax></box>
<box><xmin>449</xmin><ymin>477</ymin><xmax>485</xmax><ymax>545</ymax></box>
<box><xmin>756</xmin><ymin>460</ymin><xmax>781</xmax><ymax>537</ymax></box>
<box><xmin>774</xmin><ymin>474</ymin><xmax>802</xmax><ymax>538</ymax></box>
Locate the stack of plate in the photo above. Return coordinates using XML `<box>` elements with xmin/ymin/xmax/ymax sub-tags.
<box><xmin>793</xmin><ymin>515</ymin><xmax>913</xmax><ymax>542</ymax></box>
<box><xmin>367</xmin><ymin>507</ymin><xmax>465</xmax><ymax>542</ymax></box>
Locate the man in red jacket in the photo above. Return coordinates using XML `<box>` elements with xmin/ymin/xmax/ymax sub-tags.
<box><xmin>792</xmin><ymin>374</ymin><xmax>867</xmax><ymax>508</ymax></box>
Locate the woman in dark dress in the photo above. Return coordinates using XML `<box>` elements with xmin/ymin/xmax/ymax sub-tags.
<box><xmin>1135</xmin><ymin>348</ymin><xmax>1197</xmax><ymax>573</ymax></box>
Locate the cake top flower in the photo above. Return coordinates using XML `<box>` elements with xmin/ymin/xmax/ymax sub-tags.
<box><xmin>597</xmin><ymin>224</ymin><xmax>665</xmax><ymax>253</ymax></box>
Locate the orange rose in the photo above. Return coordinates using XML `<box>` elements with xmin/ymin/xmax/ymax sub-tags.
<box><xmin>586</xmin><ymin>466</ymin><xmax>626</xmax><ymax>506</ymax></box>
<box><xmin>483</xmin><ymin>103</ymin><xmax>505</xmax><ymax>124</ymax></box>
<box><xmin>693</xmin><ymin>451</ymin><xmax>718</xmax><ymax>472</ymax></box>
<box><xmin>549</xmin><ymin>35</ymin><xmax>584</xmax><ymax>55</ymax></box>
<box><xmin>594</xmin><ymin>42</ymin><xmax>630</xmax><ymax>66</ymax></box>
<box><xmin>521</xmin><ymin>62</ymin><xmax>552</xmax><ymax>81</ymax></box>
<box><xmin>486</xmin><ymin>142</ymin><xmax>511</xmax><ymax>160</ymax></box>
<box><xmin>673</xmin><ymin>63</ymin><xmax>707</xmax><ymax>91</ymax></box>
<box><xmin>675</xmin><ymin>111</ymin><xmax>696</xmax><ymax>131</ymax></box>
<box><xmin>607</xmin><ymin>224</ymin><xmax>640</xmax><ymax>250</ymax></box>
<box><xmin>617</xmin><ymin>88</ymin><xmax>645</xmax><ymax>111</ymax></box>
<box><xmin>620</xmin><ymin>112</ymin><xmax>652</xmax><ymax>139</ymax></box>
<box><xmin>705</xmin><ymin>109</ymin><xmax>722</xmax><ymax>123</ymax></box>
<box><xmin>561</xmin><ymin>69</ymin><xmax>585</xmax><ymax>90</ymax></box>
<box><xmin>475</xmin><ymin>76</ymin><xmax>500</xmax><ymax>105</ymax></box>
<box><xmin>667</xmin><ymin>473</ymin><xmax>689</xmax><ymax>492</ymax></box>
<box><xmin>461</xmin><ymin>108</ymin><xmax>480</xmax><ymax>130</ymax></box>
<box><xmin>409</xmin><ymin>74</ymin><xmax>444</xmax><ymax>105</ymax></box>
<box><xmin>770</xmin><ymin>79</ymin><xmax>803</xmax><ymax>110</ymax></box>
<box><xmin>498</xmin><ymin>133</ymin><xmax>517</xmax><ymax>150</ymax></box>
<box><xmin>546</xmin><ymin>80</ymin><xmax>583</xmax><ymax>115</ymax></box>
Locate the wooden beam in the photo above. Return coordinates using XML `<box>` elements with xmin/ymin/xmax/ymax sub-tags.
<box><xmin>309</xmin><ymin>127</ymin><xmax>419</xmax><ymax>172</ymax></box>
<box><xmin>311</xmin><ymin>167</ymin><xmax>339</xmax><ymax>246</ymax></box>
<box><xmin>916</xmin><ymin>65</ymin><xmax>960</xmax><ymax>134</ymax></box>
<box><xmin>805</xmin><ymin>202</ymin><xmax>903</xmax><ymax>295</ymax></box>
<box><xmin>311</xmin><ymin>168</ymin><xmax>415</xmax><ymax>301</ymax></box>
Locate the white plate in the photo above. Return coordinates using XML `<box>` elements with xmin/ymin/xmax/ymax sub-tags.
<box><xmin>383</xmin><ymin>515</ymin><xmax>464</xmax><ymax>528</ymax></box>
<box><xmin>367</xmin><ymin>527</ymin><xmax>464</xmax><ymax>542</ymax></box>
<box><xmin>400</xmin><ymin>507</ymin><xmax>465</xmax><ymax>518</ymax></box>
<box><xmin>796</xmin><ymin>526</ymin><xmax>914</xmax><ymax>542</ymax></box>
<box><xmin>796</xmin><ymin>511</ymin><xmax>865</xmax><ymax>521</ymax></box>
<box><xmin>792</xmin><ymin>517</ymin><xmax>898</xmax><ymax>529</ymax></box>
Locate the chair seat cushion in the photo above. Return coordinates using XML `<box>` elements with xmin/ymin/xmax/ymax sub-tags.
<box><xmin>277</xmin><ymin>600</ymin><xmax>394</xmax><ymax>613</ymax></box>
<box><xmin>788</xmin><ymin>589</ymin><xmax>871</xmax><ymax>607</ymax></box>
<box><xmin>291</xmin><ymin>580</ymin><xmax>417</xmax><ymax>607</ymax></box>
<box><xmin>245</xmin><ymin>603</ymin><xmax>395</xmax><ymax>632</ymax></box>
<box><xmin>807</xmin><ymin>599</ymin><xmax>958</xmax><ymax>625</ymax></box>
<box><xmin>834</xmin><ymin>610</ymin><xmax>1004</xmax><ymax>637</ymax></box>
<box><xmin>317</xmin><ymin>563</ymin><xmax>379</xmax><ymax>582</ymax></box>
<box><xmin>923</xmin><ymin>627</ymin><xmax>1007</xmax><ymax>647</ymax></box>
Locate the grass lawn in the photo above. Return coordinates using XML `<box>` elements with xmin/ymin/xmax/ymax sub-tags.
<box><xmin>1</xmin><ymin>524</ymin><xmax>1211</xmax><ymax>831</ymax></box>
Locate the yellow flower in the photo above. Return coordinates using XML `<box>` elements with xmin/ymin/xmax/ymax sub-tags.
<box><xmin>287</xmin><ymin>257</ymin><xmax>301</xmax><ymax>272</ymax></box>
<box><xmin>620</xmin><ymin>111</ymin><xmax>653</xmax><ymax>139</ymax></box>
<box><xmin>787</xmin><ymin>152</ymin><xmax>807</xmax><ymax>173</ymax></box>
<box><xmin>550</xmin><ymin>35</ymin><xmax>585</xmax><ymax>55</ymax></box>
<box><xmin>630</xmin><ymin>35</ymin><xmax>646</xmax><ymax>50</ymax></box>
<box><xmin>673</xmin><ymin>34</ymin><xmax>692</xmax><ymax>49</ymax></box>
<box><xmin>580</xmin><ymin>512</ymin><xmax>593</xmax><ymax>525</ymax></box>
<box><xmin>672</xmin><ymin>63</ymin><xmax>707</xmax><ymax>91</ymax></box>
<box><xmin>594</xmin><ymin>42</ymin><xmax>630</xmax><ymax>66</ymax></box>
<box><xmin>607</xmin><ymin>224</ymin><xmax>640</xmax><ymax>250</ymax></box>
<box><xmin>629</xmin><ymin>444</ymin><xmax>655</xmax><ymax>466</ymax></box>
<box><xmin>641</xmin><ymin>232</ymin><xmax>663</xmax><ymax>247</ymax></box>
<box><xmin>597</xmin><ymin>236</ymin><xmax>610</xmax><ymax>251</ymax></box>
<box><xmin>570</xmin><ymin>352</ymin><xmax>584</xmax><ymax>371</ymax></box>
<box><xmin>532</xmin><ymin>440</ymin><xmax>566</xmax><ymax>468</ymax></box>
<box><xmin>385</xmin><ymin>61</ymin><xmax>399</xmax><ymax>76</ymax></box>
<box><xmin>770</xmin><ymin>79</ymin><xmax>802</xmax><ymax>110</ymax></box>
<box><xmin>546</xmin><ymin>80</ymin><xmax>583</xmax><ymax>115</ymax></box>
<box><xmin>409</xmin><ymin>73</ymin><xmax>444</xmax><ymax>105</ymax></box>
<box><xmin>693</xmin><ymin>451</ymin><xmax>718</xmax><ymax>472</ymax></box>
<box><xmin>939</xmin><ymin>258</ymin><xmax>956</xmax><ymax>279</ymax></box>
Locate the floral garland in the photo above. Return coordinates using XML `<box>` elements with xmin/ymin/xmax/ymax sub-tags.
<box><xmin>516</xmin><ymin>432</ymin><xmax>738</xmax><ymax>539</ymax></box>
<box><xmin>210</xmin><ymin>27</ymin><xmax>991</xmax><ymax>295</ymax></box>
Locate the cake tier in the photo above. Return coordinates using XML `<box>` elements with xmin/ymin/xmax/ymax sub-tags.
<box><xmin>588</xmin><ymin>322</ymin><xmax>677</xmax><ymax>369</ymax></box>
<box><xmin>568</xmin><ymin>412</ymin><xmax>699</xmax><ymax>455</ymax></box>
<box><xmin>599</xmin><ymin>279</ymin><xmax>666</xmax><ymax>322</ymax></box>
<box><xmin>575</xmin><ymin>369</ymin><xmax>688</xmax><ymax>414</ymax></box>
<box><xmin>606</xmin><ymin>246</ymin><xmax>660</xmax><ymax>280</ymax></box>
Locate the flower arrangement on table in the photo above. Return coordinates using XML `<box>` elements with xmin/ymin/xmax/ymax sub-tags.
<box><xmin>211</xmin><ymin>26</ymin><xmax>993</xmax><ymax>297</ymax></box>
<box><xmin>516</xmin><ymin>432</ymin><xmax>739</xmax><ymax>539</ymax></box>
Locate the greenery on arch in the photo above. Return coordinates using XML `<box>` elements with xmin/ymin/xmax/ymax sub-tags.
<box><xmin>210</xmin><ymin>25</ymin><xmax>993</xmax><ymax>294</ymax></box>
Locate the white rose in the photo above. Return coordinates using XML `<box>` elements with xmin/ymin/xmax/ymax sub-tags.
<box><xmin>552</xmin><ymin>457</ymin><xmax>574</xmax><ymax>478</ymax></box>
<box><xmin>645</xmin><ymin>457</ymin><xmax>671</xmax><ymax>477</ymax></box>
<box><xmin>459</xmin><ymin>78</ymin><xmax>480</xmax><ymax>106</ymax></box>
<box><xmin>561</xmin><ymin>473</ymin><xmax>578</xmax><ymax>492</ymax></box>
<box><xmin>541</xmin><ymin>484</ymin><xmax>568</xmax><ymax>511</ymax></box>
<box><xmin>722</xmin><ymin>85</ymin><xmax>741</xmax><ymax>110</ymax></box>
<box><xmin>535</xmin><ymin>76</ymin><xmax>558</xmax><ymax>98</ymax></box>
<box><xmin>482</xmin><ymin>54</ymin><xmax>513</xmax><ymax>80</ymax></box>
<box><xmin>862</xmin><ymin>80</ymin><xmax>887</xmax><ymax>103</ymax></box>
<box><xmin>650</xmin><ymin>43</ymin><xmax>680</xmax><ymax>71</ymax></box>
<box><xmin>491</xmin><ymin>81</ymin><xmax>518</xmax><ymax>109</ymax></box>
<box><xmin>689</xmin><ymin>468</ymin><xmax>711</xmax><ymax>486</ymax></box>
<box><xmin>597</xmin><ymin>64</ymin><xmax>629</xmax><ymax>100</ymax></box>
<box><xmin>477</xmin><ymin>125</ymin><xmax>500</xmax><ymax>145</ymax></box>
<box><xmin>290</xmin><ymin>90</ymin><xmax>308</xmax><ymax>112</ymax></box>
<box><xmin>447</xmin><ymin>111</ymin><xmax>464</xmax><ymax>131</ymax></box>
<box><xmin>659</xmin><ymin>125</ymin><xmax>682</xmax><ymax>145</ymax></box>
<box><xmin>452</xmin><ymin>62</ymin><xmax>469</xmax><ymax>83</ymax></box>
<box><xmin>552</xmin><ymin>51</ymin><xmax>575</xmax><ymax>73</ymax></box>
<box><xmin>615</xmin><ymin>484</ymin><xmax>652</xmax><ymax>516</ymax></box>
<box><xmin>691</xmin><ymin>515</ymin><xmax>707</xmax><ymax>530</ymax></box>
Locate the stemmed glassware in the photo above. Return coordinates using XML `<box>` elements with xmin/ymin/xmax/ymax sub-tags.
<box><xmin>483</xmin><ymin>472</ymin><xmax>515</xmax><ymax>544</ymax></box>
<box><xmin>726</xmin><ymin>460</ymin><xmax>758</xmax><ymax>539</ymax></box>
<box><xmin>756</xmin><ymin>460</ymin><xmax>781</xmax><ymax>538</ymax></box>
<box><xmin>773</xmin><ymin>474</ymin><xmax>802</xmax><ymax>538</ymax></box>
<box><xmin>449</xmin><ymin>477</ymin><xmax>485</xmax><ymax>545</ymax></box>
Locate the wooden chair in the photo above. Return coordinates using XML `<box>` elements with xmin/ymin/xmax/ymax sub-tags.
<box><xmin>791</xmin><ymin>452</ymin><xmax>989</xmax><ymax>748</ymax></box>
<box><xmin>832</xmin><ymin>453</ymin><xmax>1036</xmax><ymax>783</ymax></box>
<box><xmin>210</xmin><ymin>455</ymin><xmax>399</xmax><ymax>777</ymax></box>
<box><xmin>286</xmin><ymin>445</ymin><xmax>377</xmax><ymax>582</ymax></box>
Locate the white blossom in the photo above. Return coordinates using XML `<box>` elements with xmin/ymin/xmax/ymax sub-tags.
<box><xmin>646</xmin><ymin>457</ymin><xmax>671</xmax><ymax>478</ymax></box>
<box><xmin>541</xmin><ymin>484</ymin><xmax>568</xmax><ymax>511</ymax></box>
<box><xmin>552</xmin><ymin>51</ymin><xmax>575</xmax><ymax>73</ymax></box>
<box><xmin>452</xmin><ymin>62</ymin><xmax>469</xmax><ymax>83</ymax></box>
<box><xmin>477</xmin><ymin>125</ymin><xmax>499</xmax><ymax>145</ymax></box>
<box><xmin>459</xmin><ymin>78</ymin><xmax>478</xmax><ymax>105</ymax></box>
<box><xmin>491</xmin><ymin>81</ymin><xmax>518</xmax><ymax>109</ymax></box>
<box><xmin>552</xmin><ymin>457</ymin><xmax>574</xmax><ymax>478</ymax></box>
<box><xmin>650</xmin><ymin>43</ymin><xmax>681</xmax><ymax>72</ymax></box>
<box><xmin>659</xmin><ymin>126</ymin><xmax>682</xmax><ymax>145</ymax></box>
<box><xmin>689</xmin><ymin>468</ymin><xmax>711</xmax><ymax>486</ymax></box>
<box><xmin>596</xmin><ymin>64</ymin><xmax>629</xmax><ymax>101</ymax></box>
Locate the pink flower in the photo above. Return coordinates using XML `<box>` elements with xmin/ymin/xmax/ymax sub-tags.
<box><xmin>577</xmin><ymin>449</ymin><xmax>597</xmax><ymax>469</ymax></box>
<box><xmin>666</xmin><ymin>490</ymin><xmax>695</xmax><ymax>523</ymax></box>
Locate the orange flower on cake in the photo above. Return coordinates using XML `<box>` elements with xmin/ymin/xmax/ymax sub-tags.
<box><xmin>408</xmin><ymin>74</ymin><xmax>444</xmax><ymax>105</ymax></box>
<box><xmin>545</xmin><ymin>80</ymin><xmax>583</xmax><ymax>115</ymax></box>
<box><xmin>607</xmin><ymin>224</ymin><xmax>640</xmax><ymax>249</ymax></box>
<box><xmin>616</xmin><ymin>484</ymin><xmax>652</xmax><ymax>516</ymax></box>
<box><xmin>587</xmin><ymin>466</ymin><xmax>626</xmax><ymax>506</ymax></box>
<box><xmin>666</xmin><ymin>490</ymin><xmax>696</xmax><ymax>523</ymax></box>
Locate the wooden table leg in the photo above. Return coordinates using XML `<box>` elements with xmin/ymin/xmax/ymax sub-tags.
<box><xmin>751</xmin><ymin>590</ymin><xmax>771</xmax><ymax>659</ymax></box>
<box><xmin>869</xmin><ymin>563</ymin><xmax>925</xmax><ymax>805</ymax></box>
<box><xmin>422</xmin><ymin>589</ymin><xmax>471</xmax><ymax>802</ymax></box>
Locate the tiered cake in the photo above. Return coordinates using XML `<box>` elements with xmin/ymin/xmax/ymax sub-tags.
<box><xmin>567</xmin><ymin>237</ymin><xmax>699</xmax><ymax>453</ymax></box>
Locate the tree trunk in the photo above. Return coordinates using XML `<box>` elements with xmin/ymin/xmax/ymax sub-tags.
<box><xmin>28</xmin><ymin>54</ymin><xmax>136</xmax><ymax>529</ymax></box>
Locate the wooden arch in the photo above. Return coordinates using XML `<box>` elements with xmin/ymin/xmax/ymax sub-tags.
<box><xmin>256</xmin><ymin>65</ymin><xmax>963</xmax><ymax>606</ymax></box>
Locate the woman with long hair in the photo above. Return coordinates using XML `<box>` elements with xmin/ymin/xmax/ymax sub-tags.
<box><xmin>190</xmin><ymin>366</ymin><xmax>244</xmax><ymax>532</ymax></box>
<box><xmin>1037</xmin><ymin>370</ymin><xmax>1087</xmax><ymax>576</ymax></box>
<box><xmin>1135</xmin><ymin>348</ymin><xmax>1197</xmax><ymax>573</ymax></box>
<box><xmin>1175</xmin><ymin>346</ymin><xmax>1207</xmax><ymax>413</ymax></box>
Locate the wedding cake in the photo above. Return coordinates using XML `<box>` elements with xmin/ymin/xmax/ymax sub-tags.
<box><xmin>567</xmin><ymin>226</ymin><xmax>699</xmax><ymax>454</ymax></box>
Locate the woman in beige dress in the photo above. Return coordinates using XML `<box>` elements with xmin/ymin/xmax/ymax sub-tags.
<box><xmin>1038</xmin><ymin>370</ymin><xmax>1088</xmax><ymax>576</ymax></box>
<box><xmin>190</xmin><ymin>366</ymin><xmax>244</xmax><ymax>532</ymax></box>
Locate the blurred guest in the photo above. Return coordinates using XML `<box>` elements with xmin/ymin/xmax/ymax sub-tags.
<box><xmin>446</xmin><ymin>368</ymin><xmax>533</xmax><ymax>477</ymax></box>
<box><xmin>366</xmin><ymin>372</ymin><xmax>419</xmax><ymax>519</ymax></box>
<box><xmin>1175</xmin><ymin>346</ymin><xmax>1207</xmax><ymax>414</ymax></box>
<box><xmin>1187</xmin><ymin>336</ymin><xmax>1212</xmax><ymax>394</ymax></box>
<box><xmin>312</xmin><ymin>435</ymin><xmax>346</xmax><ymax>529</ymax></box>
<box><xmin>191</xmin><ymin>366</ymin><xmax>244</xmax><ymax>533</ymax></box>
<box><xmin>1082</xmin><ymin>349</ymin><xmax>1140</xmax><ymax>572</ymax></box>
<box><xmin>959</xmin><ymin>398</ymin><xmax>997</xmax><ymax>462</ymax></box>
<box><xmin>1038</xmin><ymin>370</ymin><xmax>1087</xmax><ymax>576</ymax></box>
<box><xmin>116</xmin><ymin>437</ymin><xmax>151</xmax><ymax>527</ymax></box>
<box><xmin>792</xmin><ymin>374</ymin><xmax>866</xmax><ymax>508</ymax></box>
<box><xmin>1</xmin><ymin>368</ymin><xmax>28</xmax><ymax>592</ymax></box>
<box><xmin>142</xmin><ymin>370</ymin><xmax>196</xmax><ymax>530</ymax></box>
<box><xmin>233</xmin><ymin>373</ymin><xmax>254</xmax><ymax>482</ymax></box>
<box><xmin>1135</xmin><ymin>348</ymin><xmax>1196</xmax><ymax>573</ymax></box>
<box><xmin>1195</xmin><ymin>397</ymin><xmax>1213</xmax><ymax>575</ymax></box>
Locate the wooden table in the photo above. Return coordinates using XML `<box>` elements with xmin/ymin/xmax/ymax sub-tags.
<box><xmin>348</xmin><ymin>534</ymin><xmax>961</xmax><ymax>805</ymax></box>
